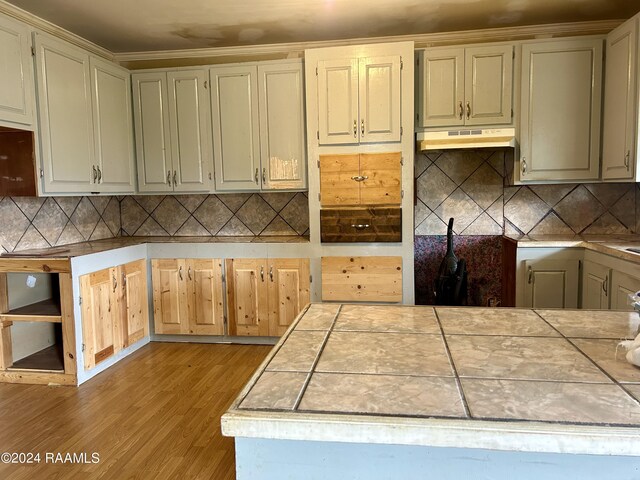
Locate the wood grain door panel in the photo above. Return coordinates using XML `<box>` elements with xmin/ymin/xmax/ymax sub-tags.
<box><xmin>319</xmin><ymin>154</ymin><xmax>360</xmax><ymax>206</ymax></box>
<box><xmin>151</xmin><ymin>259</ymin><xmax>189</xmax><ymax>334</ymax></box>
<box><xmin>120</xmin><ymin>260</ymin><xmax>149</xmax><ymax>346</ymax></box>
<box><xmin>359</xmin><ymin>152</ymin><xmax>402</xmax><ymax>205</ymax></box>
<box><xmin>226</xmin><ymin>259</ymin><xmax>269</xmax><ymax>336</ymax></box>
<box><xmin>268</xmin><ymin>259</ymin><xmax>310</xmax><ymax>336</ymax></box>
<box><xmin>188</xmin><ymin>259</ymin><xmax>224</xmax><ymax>335</ymax></box>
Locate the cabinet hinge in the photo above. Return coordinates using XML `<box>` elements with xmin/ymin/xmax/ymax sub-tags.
<box><xmin>221</xmin><ymin>273</ymin><xmax>225</xmax><ymax>283</ymax></box>
<box><xmin>78</xmin><ymin>296</ymin><xmax>82</xmax><ymax>306</ymax></box>
<box><xmin>401</xmin><ymin>190</ymin><xmax>404</xmax><ymax>199</ymax></box>
<box><xmin>316</xmin><ymin>130</ymin><xmax>319</xmax><ymax>140</ymax></box>
<box><xmin>315</xmin><ymin>67</ymin><xmax>318</xmax><ymax>76</ymax></box>
<box><xmin>39</xmin><ymin>168</ymin><xmax>44</xmax><ymax>178</ymax></box>
<box><xmin>31</xmin><ymin>46</ymin><xmax>35</xmax><ymax>57</ymax></box>
<box><xmin>223</xmin><ymin>316</ymin><xmax>227</xmax><ymax>325</ymax></box>
<box><xmin>400</xmin><ymin>157</ymin><xmax>404</xmax><ymax>166</ymax></box>
<box><xmin>310</xmin><ymin>275</ymin><xmax>313</xmax><ymax>283</ymax></box>
<box><xmin>209</xmin><ymin>172</ymin><xmax>212</xmax><ymax>181</ymax></box>
<box><xmin>318</xmin><ymin>193</ymin><xmax>321</xmax><ymax>201</ymax></box>
<box><xmin>511</xmin><ymin>109</ymin><xmax>514</xmax><ymax>118</ymax></box>
<box><xmin>400</xmin><ymin>57</ymin><xmax>403</xmax><ymax>70</ymax></box>
<box><xmin>317</xmin><ymin>160</ymin><xmax>320</xmax><ymax>168</ymax></box>
<box><xmin>416</xmin><ymin>113</ymin><xmax>419</xmax><ymax>121</ymax></box>
<box><xmin>81</xmin><ymin>343</ymin><xmax>85</xmax><ymax>352</ymax></box>
<box><xmin>512</xmin><ymin>50</ymin><xmax>515</xmax><ymax>59</ymax></box>
<box><xmin>400</xmin><ymin>126</ymin><xmax>403</xmax><ymax>136</ymax></box>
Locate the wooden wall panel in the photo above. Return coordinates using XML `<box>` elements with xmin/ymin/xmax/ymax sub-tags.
<box><xmin>321</xmin><ymin>256</ymin><xmax>403</xmax><ymax>302</ymax></box>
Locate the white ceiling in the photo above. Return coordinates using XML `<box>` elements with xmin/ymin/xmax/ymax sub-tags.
<box><xmin>6</xmin><ymin>0</ymin><xmax>640</xmax><ymax>53</ymax></box>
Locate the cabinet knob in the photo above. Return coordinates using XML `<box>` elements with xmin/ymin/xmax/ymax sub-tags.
<box><xmin>353</xmin><ymin>120</ymin><xmax>357</xmax><ymax>138</ymax></box>
<box><xmin>361</xmin><ymin>119</ymin><xmax>365</xmax><ymax>136</ymax></box>
<box><xmin>188</xmin><ymin>266</ymin><xmax>192</xmax><ymax>281</ymax></box>
<box><xmin>260</xmin><ymin>265</ymin><xmax>264</xmax><ymax>282</ymax></box>
<box><xmin>351</xmin><ymin>224</ymin><xmax>370</xmax><ymax>230</ymax></box>
<box><xmin>167</xmin><ymin>170</ymin><xmax>172</xmax><ymax>185</ymax></box>
<box><xmin>92</xmin><ymin>165</ymin><xmax>98</xmax><ymax>183</ymax></box>
<box><xmin>350</xmin><ymin>175</ymin><xmax>368</xmax><ymax>182</ymax></box>
<box><xmin>625</xmin><ymin>151</ymin><xmax>630</xmax><ymax>170</ymax></box>
<box><xmin>521</xmin><ymin>158</ymin><xmax>527</xmax><ymax>175</ymax></box>
<box><xmin>179</xmin><ymin>266</ymin><xmax>183</xmax><ymax>281</ymax></box>
<box><xmin>97</xmin><ymin>166</ymin><xmax>102</xmax><ymax>184</ymax></box>
<box><xmin>603</xmin><ymin>275</ymin><xmax>608</xmax><ymax>295</ymax></box>
<box><xmin>458</xmin><ymin>101</ymin><xmax>463</xmax><ymax>120</ymax></box>
<box><xmin>527</xmin><ymin>266</ymin><xmax>533</xmax><ymax>284</ymax></box>
<box><xmin>173</xmin><ymin>170</ymin><xmax>177</xmax><ymax>187</ymax></box>
<box><xmin>112</xmin><ymin>273</ymin><xmax>118</xmax><ymax>292</ymax></box>
<box><xmin>269</xmin><ymin>266</ymin><xmax>273</xmax><ymax>282</ymax></box>
<box><xmin>262</xmin><ymin>168</ymin><xmax>266</xmax><ymax>184</ymax></box>
<box><xmin>255</xmin><ymin>168</ymin><xmax>259</xmax><ymax>184</ymax></box>
<box><xmin>466</xmin><ymin>101</ymin><xmax>471</xmax><ymax>119</ymax></box>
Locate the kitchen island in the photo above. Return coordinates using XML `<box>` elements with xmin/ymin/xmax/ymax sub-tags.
<box><xmin>222</xmin><ymin>304</ymin><xmax>640</xmax><ymax>479</ymax></box>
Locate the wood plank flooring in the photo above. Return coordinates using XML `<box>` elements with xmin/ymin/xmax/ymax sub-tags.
<box><xmin>0</xmin><ymin>342</ymin><xmax>271</xmax><ymax>480</ymax></box>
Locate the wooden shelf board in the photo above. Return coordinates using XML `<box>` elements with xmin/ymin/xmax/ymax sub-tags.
<box><xmin>0</xmin><ymin>299</ymin><xmax>62</xmax><ymax>323</ymax></box>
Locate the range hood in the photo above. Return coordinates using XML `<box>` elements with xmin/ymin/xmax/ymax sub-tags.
<box><xmin>417</xmin><ymin>127</ymin><xmax>516</xmax><ymax>151</ymax></box>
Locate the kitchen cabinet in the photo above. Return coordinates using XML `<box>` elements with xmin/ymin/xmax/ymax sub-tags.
<box><xmin>522</xmin><ymin>258</ymin><xmax>579</xmax><ymax>309</ymax></box>
<box><xmin>581</xmin><ymin>261</ymin><xmax>611</xmax><ymax>310</ymax></box>
<box><xmin>610</xmin><ymin>270</ymin><xmax>640</xmax><ymax>311</ymax></box>
<box><xmin>321</xmin><ymin>256</ymin><xmax>403</xmax><ymax>302</ymax></box>
<box><xmin>35</xmin><ymin>32</ymin><xmax>137</xmax><ymax>194</ymax></box>
<box><xmin>132</xmin><ymin>69</ymin><xmax>214</xmax><ymax>193</ymax></box>
<box><xmin>602</xmin><ymin>15</ymin><xmax>638</xmax><ymax>181</ymax></box>
<box><xmin>319</xmin><ymin>152</ymin><xmax>402</xmax><ymax>206</ymax></box>
<box><xmin>226</xmin><ymin>258</ymin><xmax>310</xmax><ymax>337</ymax></box>
<box><xmin>210</xmin><ymin>61</ymin><xmax>306</xmax><ymax>191</ymax></box>
<box><xmin>80</xmin><ymin>260</ymin><xmax>149</xmax><ymax>370</ymax></box>
<box><xmin>151</xmin><ymin>259</ymin><xmax>224</xmax><ymax>335</ymax></box>
<box><xmin>518</xmin><ymin>38</ymin><xmax>603</xmax><ymax>182</ymax></box>
<box><xmin>417</xmin><ymin>44</ymin><xmax>513</xmax><ymax>128</ymax></box>
<box><xmin>0</xmin><ymin>13</ymin><xmax>34</xmax><ymax>126</ymax></box>
<box><xmin>317</xmin><ymin>55</ymin><xmax>401</xmax><ymax>145</ymax></box>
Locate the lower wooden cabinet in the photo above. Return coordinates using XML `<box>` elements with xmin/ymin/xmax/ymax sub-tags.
<box><xmin>226</xmin><ymin>258</ymin><xmax>310</xmax><ymax>337</ymax></box>
<box><xmin>151</xmin><ymin>259</ymin><xmax>224</xmax><ymax>335</ymax></box>
<box><xmin>80</xmin><ymin>259</ymin><xmax>148</xmax><ymax>370</ymax></box>
<box><xmin>321</xmin><ymin>256</ymin><xmax>403</xmax><ymax>302</ymax></box>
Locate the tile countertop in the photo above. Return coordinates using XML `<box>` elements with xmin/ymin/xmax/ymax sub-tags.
<box><xmin>0</xmin><ymin>236</ymin><xmax>310</xmax><ymax>258</ymax></box>
<box><xmin>505</xmin><ymin>234</ymin><xmax>640</xmax><ymax>263</ymax></box>
<box><xmin>222</xmin><ymin>304</ymin><xmax>640</xmax><ymax>456</ymax></box>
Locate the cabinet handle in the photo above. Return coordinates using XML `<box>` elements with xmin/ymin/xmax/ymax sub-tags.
<box><xmin>466</xmin><ymin>101</ymin><xmax>471</xmax><ymax>119</ymax></box>
<box><xmin>92</xmin><ymin>165</ymin><xmax>98</xmax><ymax>183</ymax></box>
<box><xmin>204</xmin><ymin>80</ymin><xmax>208</xmax><ymax>89</ymax></box>
<box><xmin>262</xmin><ymin>168</ymin><xmax>266</xmax><ymax>184</ymax></box>
<box><xmin>179</xmin><ymin>266</ymin><xmax>183</xmax><ymax>281</ymax></box>
<box><xmin>112</xmin><ymin>273</ymin><xmax>118</xmax><ymax>292</ymax></box>
<box><xmin>625</xmin><ymin>151</ymin><xmax>630</xmax><ymax>170</ymax></box>
<box><xmin>521</xmin><ymin>158</ymin><xmax>527</xmax><ymax>175</ymax></box>
<box><xmin>260</xmin><ymin>265</ymin><xmax>264</xmax><ymax>282</ymax></box>
<box><xmin>254</xmin><ymin>168</ymin><xmax>259</xmax><ymax>184</ymax></box>
<box><xmin>458</xmin><ymin>101</ymin><xmax>463</xmax><ymax>120</ymax></box>
<box><xmin>122</xmin><ymin>272</ymin><xmax>127</xmax><ymax>288</ymax></box>
<box><xmin>167</xmin><ymin>170</ymin><xmax>172</xmax><ymax>185</ymax></box>
<box><xmin>603</xmin><ymin>275</ymin><xmax>608</xmax><ymax>295</ymax></box>
<box><xmin>269</xmin><ymin>266</ymin><xmax>273</xmax><ymax>282</ymax></box>
<box><xmin>173</xmin><ymin>170</ymin><xmax>177</xmax><ymax>187</ymax></box>
<box><xmin>361</xmin><ymin>119</ymin><xmax>365</xmax><ymax>136</ymax></box>
<box><xmin>97</xmin><ymin>166</ymin><xmax>102</xmax><ymax>184</ymax></box>
<box><xmin>350</xmin><ymin>175</ymin><xmax>368</xmax><ymax>182</ymax></box>
<box><xmin>527</xmin><ymin>266</ymin><xmax>533</xmax><ymax>284</ymax></box>
<box><xmin>188</xmin><ymin>266</ymin><xmax>192</xmax><ymax>281</ymax></box>
<box><xmin>353</xmin><ymin>120</ymin><xmax>357</xmax><ymax>138</ymax></box>
<box><xmin>351</xmin><ymin>224</ymin><xmax>370</xmax><ymax>230</ymax></box>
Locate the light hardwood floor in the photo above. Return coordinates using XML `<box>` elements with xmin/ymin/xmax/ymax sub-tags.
<box><xmin>0</xmin><ymin>343</ymin><xmax>271</xmax><ymax>479</ymax></box>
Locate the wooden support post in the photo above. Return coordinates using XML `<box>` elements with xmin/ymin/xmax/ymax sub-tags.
<box><xmin>59</xmin><ymin>273</ymin><xmax>77</xmax><ymax>377</ymax></box>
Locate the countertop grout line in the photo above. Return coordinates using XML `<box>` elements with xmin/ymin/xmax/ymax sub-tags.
<box><xmin>533</xmin><ymin>310</ymin><xmax>640</xmax><ymax>406</ymax></box>
<box><xmin>292</xmin><ymin>305</ymin><xmax>343</xmax><ymax>411</ymax></box>
<box><xmin>434</xmin><ymin>308</ymin><xmax>471</xmax><ymax>418</ymax></box>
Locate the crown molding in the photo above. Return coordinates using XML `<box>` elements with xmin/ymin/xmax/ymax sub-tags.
<box><xmin>0</xmin><ymin>0</ymin><xmax>114</xmax><ymax>60</ymax></box>
<box><xmin>114</xmin><ymin>20</ymin><xmax>621</xmax><ymax>64</ymax></box>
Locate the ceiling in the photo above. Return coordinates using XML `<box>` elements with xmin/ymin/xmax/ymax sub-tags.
<box><xmin>6</xmin><ymin>0</ymin><xmax>640</xmax><ymax>53</ymax></box>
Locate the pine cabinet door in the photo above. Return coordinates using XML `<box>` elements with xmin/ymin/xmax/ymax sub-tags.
<box><xmin>210</xmin><ymin>65</ymin><xmax>261</xmax><ymax>191</ymax></box>
<box><xmin>0</xmin><ymin>13</ymin><xmax>33</xmax><ymax>126</ymax></box>
<box><xmin>464</xmin><ymin>45</ymin><xmax>513</xmax><ymax>126</ymax></box>
<box><xmin>581</xmin><ymin>261</ymin><xmax>611</xmax><ymax>310</ymax></box>
<box><xmin>187</xmin><ymin>259</ymin><xmax>224</xmax><ymax>335</ymax></box>
<box><xmin>226</xmin><ymin>259</ymin><xmax>269</xmax><ymax>336</ymax></box>
<box><xmin>120</xmin><ymin>260</ymin><xmax>149</xmax><ymax>346</ymax></box>
<box><xmin>417</xmin><ymin>48</ymin><xmax>464</xmax><ymax>128</ymax></box>
<box><xmin>319</xmin><ymin>154</ymin><xmax>360</xmax><ymax>206</ymax></box>
<box><xmin>167</xmin><ymin>70</ymin><xmax>214</xmax><ymax>192</ymax></box>
<box><xmin>317</xmin><ymin>58</ymin><xmax>359</xmax><ymax>145</ymax></box>
<box><xmin>80</xmin><ymin>268</ymin><xmax>120</xmax><ymax>370</ymax></box>
<box><xmin>523</xmin><ymin>259</ymin><xmax>579</xmax><ymax>308</ymax></box>
<box><xmin>90</xmin><ymin>57</ymin><xmax>136</xmax><ymax>193</ymax></box>
<box><xmin>519</xmin><ymin>39</ymin><xmax>602</xmax><ymax>181</ymax></box>
<box><xmin>258</xmin><ymin>62</ymin><xmax>307</xmax><ymax>190</ymax></box>
<box><xmin>267</xmin><ymin>259</ymin><xmax>310</xmax><ymax>336</ymax></box>
<box><xmin>359</xmin><ymin>152</ymin><xmax>402</xmax><ymax>205</ymax></box>
<box><xmin>132</xmin><ymin>72</ymin><xmax>174</xmax><ymax>193</ymax></box>
<box><xmin>151</xmin><ymin>259</ymin><xmax>189</xmax><ymax>334</ymax></box>
<box><xmin>602</xmin><ymin>19</ymin><xmax>637</xmax><ymax>181</ymax></box>
<box><xmin>35</xmin><ymin>33</ymin><xmax>95</xmax><ymax>193</ymax></box>
<box><xmin>358</xmin><ymin>55</ymin><xmax>402</xmax><ymax>143</ymax></box>
<box><xmin>610</xmin><ymin>270</ymin><xmax>640</xmax><ymax>311</ymax></box>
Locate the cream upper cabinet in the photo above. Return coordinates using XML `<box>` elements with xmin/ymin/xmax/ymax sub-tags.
<box><xmin>210</xmin><ymin>65</ymin><xmax>261</xmax><ymax>191</ymax></box>
<box><xmin>211</xmin><ymin>61</ymin><xmax>306</xmax><ymax>191</ymax></box>
<box><xmin>318</xmin><ymin>55</ymin><xmax>401</xmax><ymax>145</ymax></box>
<box><xmin>602</xmin><ymin>16</ymin><xmax>638</xmax><ymax>181</ymax></box>
<box><xmin>519</xmin><ymin>38</ymin><xmax>603</xmax><ymax>182</ymax></box>
<box><xmin>133</xmin><ymin>69</ymin><xmax>214</xmax><ymax>193</ymax></box>
<box><xmin>610</xmin><ymin>270</ymin><xmax>640</xmax><ymax>311</ymax></box>
<box><xmin>258</xmin><ymin>63</ymin><xmax>306</xmax><ymax>190</ymax></box>
<box><xmin>90</xmin><ymin>57</ymin><xmax>136</xmax><ymax>193</ymax></box>
<box><xmin>35</xmin><ymin>33</ymin><xmax>95</xmax><ymax>193</ymax></box>
<box><xmin>417</xmin><ymin>44</ymin><xmax>512</xmax><ymax>128</ymax></box>
<box><xmin>581</xmin><ymin>261</ymin><xmax>611</xmax><ymax>310</ymax></box>
<box><xmin>0</xmin><ymin>13</ymin><xmax>34</xmax><ymax>126</ymax></box>
<box><xmin>523</xmin><ymin>259</ymin><xmax>579</xmax><ymax>309</ymax></box>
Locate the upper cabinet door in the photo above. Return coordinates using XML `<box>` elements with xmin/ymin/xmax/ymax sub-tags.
<box><xmin>519</xmin><ymin>39</ymin><xmax>602</xmax><ymax>182</ymax></box>
<box><xmin>167</xmin><ymin>70</ymin><xmax>214</xmax><ymax>192</ymax></box>
<box><xmin>35</xmin><ymin>33</ymin><xmax>95</xmax><ymax>193</ymax></box>
<box><xmin>210</xmin><ymin>65</ymin><xmax>261</xmax><ymax>191</ymax></box>
<box><xmin>464</xmin><ymin>45</ymin><xmax>513</xmax><ymax>126</ymax></box>
<box><xmin>417</xmin><ymin>48</ymin><xmax>464</xmax><ymax>128</ymax></box>
<box><xmin>90</xmin><ymin>57</ymin><xmax>136</xmax><ymax>193</ymax></box>
<box><xmin>132</xmin><ymin>72</ymin><xmax>173</xmax><ymax>193</ymax></box>
<box><xmin>0</xmin><ymin>14</ymin><xmax>33</xmax><ymax>126</ymax></box>
<box><xmin>358</xmin><ymin>55</ymin><xmax>401</xmax><ymax>143</ymax></box>
<box><xmin>317</xmin><ymin>58</ymin><xmax>359</xmax><ymax>145</ymax></box>
<box><xmin>258</xmin><ymin>63</ymin><xmax>307</xmax><ymax>190</ymax></box>
<box><xmin>602</xmin><ymin>18</ymin><xmax>638</xmax><ymax>181</ymax></box>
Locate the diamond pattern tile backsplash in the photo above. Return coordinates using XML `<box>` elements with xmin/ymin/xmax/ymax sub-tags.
<box><xmin>415</xmin><ymin>150</ymin><xmax>639</xmax><ymax>236</ymax></box>
<box><xmin>0</xmin><ymin>192</ymin><xmax>309</xmax><ymax>253</ymax></box>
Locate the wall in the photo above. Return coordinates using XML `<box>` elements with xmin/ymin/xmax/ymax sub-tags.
<box><xmin>0</xmin><ymin>192</ymin><xmax>309</xmax><ymax>253</ymax></box>
<box><xmin>414</xmin><ymin>149</ymin><xmax>639</xmax><ymax>306</ymax></box>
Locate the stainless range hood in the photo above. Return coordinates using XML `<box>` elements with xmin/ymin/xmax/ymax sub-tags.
<box><xmin>417</xmin><ymin>127</ymin><xmax>516</xmax><ymax>151</ymax></box>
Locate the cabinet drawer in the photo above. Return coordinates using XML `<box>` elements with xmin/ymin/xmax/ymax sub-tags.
<box><xmin>321</xmin><ymin>256</ymin><xmax>402</xmax><ymax>302</ymax></box>
<box><xmin>320</xmin><ymin>208</ymin><xmax>401</xmax><ymax>243</ymax></box>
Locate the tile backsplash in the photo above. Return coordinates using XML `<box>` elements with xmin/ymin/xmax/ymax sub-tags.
<box><xmin>0</xmin><ymin>192</ymin><xmax>309</xmax><ymax>253</ymax></box>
